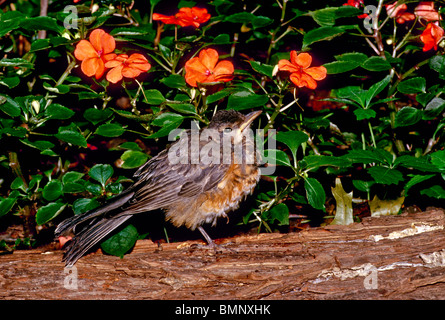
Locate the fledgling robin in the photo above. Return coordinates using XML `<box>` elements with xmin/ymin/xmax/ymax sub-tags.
<box><xmin>55</xmin><ymin>109</ymin><xmax>262</xmax><ymax>266</ymax></box>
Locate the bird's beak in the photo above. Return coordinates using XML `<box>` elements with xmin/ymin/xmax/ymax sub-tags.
<box><xmin>240</xmin><ymin>110</ymin><xmax>262</xmax><ymax>132</ymax></box>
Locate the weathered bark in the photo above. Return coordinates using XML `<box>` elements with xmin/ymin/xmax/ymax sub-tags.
<box><xmin>1</xmin><ymin>209</ymin><xmax>445</xmax><ymax>300</ymax></box>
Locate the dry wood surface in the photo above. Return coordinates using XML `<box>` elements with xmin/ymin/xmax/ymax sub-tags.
<box><xmin>1</xmin><ymin>208</ymin><xmax>445</xmax><ymax>300</ymax></box>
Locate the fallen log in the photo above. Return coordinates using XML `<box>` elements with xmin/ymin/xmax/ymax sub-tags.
<box><xmin>1</xmin><ymin>208</ymin><xmax>444</xmax><ymax>300</ymax></box>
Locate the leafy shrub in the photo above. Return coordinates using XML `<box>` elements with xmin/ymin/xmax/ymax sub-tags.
<box><xmin>0</xmin><ymin>0</ymin><xmax>444</xmax><ymax>256</ymax></box>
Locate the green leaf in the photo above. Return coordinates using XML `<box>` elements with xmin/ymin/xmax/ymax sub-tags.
<box><xmin>42</xmin><ymin>180</ymin><xmax>63</xmax><ymax>201</ymax></box>
<box><xmin>304</xmin><ymin>177</ymin><xmax>326</xmax><ymax>211</ymax></box>
<box><xmin>431</xmin><ymin>150</ymin><xmax>445</xmax><ymax>169</ymax></box>
<box><xmin>0</xmin><ymin>58</ymin><xmax>33</xmax><ymax>68</ymax></box>
<box><xmin>0</xmin><ymin>77</ymin><xmax>20</xmax><ymax>89</ymax></box>
<box><xmin>83</xmin><ymin>108</ymin><xmax>113</xmax><ymax>125</ymax></box>
<box><xmin>404</xmin><ymin>174</ymin><xmax>435</xmax><ymax>195</ymax></box>
<box><xmin>423</xmin><ymin>97</ymin><xmax>445</xmax><ymax>120</ymax></box>
<box><xmin>331</xmin><ymin>178</ymin><xmax>353</xmax><ymax>225</ymax></box>
<box><xmin>20</xmin><ymin>139</ymin><xmax>55</xmax><ymax>151</ymax></box>
<box><xmin>368</xmin><ymin>166</ymin><xmax>403</xmax><ymax>185</ymax></box>
<box><xmin>72</xmin><ymin>198</ymin><xmax>101</xmax><ymax>215</ymax></box>
<box><xmin>394</xmin><ymin>155</ymin><xmax>439</xmax><ymax>172</ymax></box>
<box><xmin>121</xmin><ymin>150</ymin><xmax>149</xmax><ymax>169</ymax></box>
<box><xmin>55</xmin><ymin>127</ymin><xmax>87</xmax><ymax>147</ymax></box>
<box><xmin>250</xmin><ymin>61</ymin><xmax>274</xmax><ymax>77</ymax></box>
<box><xmin>89</xmin><ymin>164</ymin><xmax>113</xmax><ymax>188</ymax></box>
<box><xmin>160</xmin><ymin>74</ymin><xmax>186</xmax><ymax>89</ymax></box>
<box><xmin>20</xmin><ymin>16</ymin><xmax>63</xmax><ymax>33</ymax></box>
<box><xmin>149</xmin><ymin>113</ymin><xmax>184</xmax><ymax>138</ymax></box>
<box><xmin>324</xmin><ymin>60</ymin><xmax>360</xmax><ymax>74</ymax></box>
<box><xmin>353</xmin><ymin>108</ymin><xmax>376</xmax><ymax>120</ymax></box>
<box><xmin>36</xmin><ymin>202</ymin><xmax>66</xmax><ymax>225</ymax></box>
<box><xmin>227</xmin><ymin>91</ymin><xmax>269</xmax><ymax>110</ymax></box>
<box><xmin>0</xmin><ymin>197</ymin><xmax>17</xmax><ymax>218</ymax></box>
<box><xmin>308</xmin><ymin>6</ymin><xmax>362</xmax><ymax>26</ymax></box>
<box><xmin>166</xmin><ymin>102</ymin><xmax>197</xmax><ymax>115</ymax></box>
<box><xmin>332</xmin><ymin>86</ymin><xmax>366</xmax><ymax>107</ymax></box>
<box><xmin>62</xmin><ymin>171</ymin><xmax>84</xmax><ymax>184</ymax></box>
<box><xmin>362</xmin><ymin>56</ymin><xmax>391</xmax><ymax>72</ymax></box>
<box><xmin>397</xmin><ymin>77</ymin><xmax>426</xmax><ymax>94</ymax></box>
<box><xmin>263</xmin><ymin>203</ymin><xmax>289</xmax><ymax>226</ymax></box>
<box><xmin>299</xmin><ymin>155</ymin><xmax>351</xmax><ymax>171</ymax></box>
<box><xmin>212</xmin><ymin>33</ymin><xmax>231</xmax><ymax>44</ymax></box>
<box><xmin>95</xmin><ymin>123</ymin><xmax>126</xmax><ymax>137</ymax></box>
<box><xmin>275</xmin><ymin>131</ymin><xmax>308</xmax><ymax>163</ymax></box>
<box><xmin>144</xmin><ymin>89</ymin><xmax>166</xmax><ymax>105</ymax></box>
<box><xmin>101</xmin><ymin>224</ymin><xmax>139</xmax><ymax>258</ymax></box>
<box><xmin>302</xmin><ymin>26</ymin><xmax>351</xmax><ymax>48</ymax></box>
<box><xmin>352</xmin><ymin>180</ymin><xmax>375</xmax><ymax>193</ymax></box>
<box><xmin>224</xmin><ymin>12</ymin><xmax>255</xmax><ymax>24</ymax></box>
<box><xmin>45</xmin><ymin>103</ymin><xmax>75</xmax><ymax>120</ymax></box>
<box><xmin>420</xmin><ymin>185</ymin><xmax>445</xmax><ymax>199</ymax></box>
<box><xmin>263</xmin><ymin>149</ymin><xmax>292</xmax><ymax>167</ymax></box>
<box><xmin>394</xmin><ymin>107</ymin><xmax>422</xmax><ymax>128</ymax></box>
<box><xmin>0</xmin><ymin>95</ymin><xmax>21</xmax><ymax>117</ymax></box>
<box><xmin>429</xmin><ymin>55</ymin><xmax>445</xmax><ymax>79</ymax></box>
<box><xmin>365</xmin><ymin>75</ymin><xmax>391</xmax><ymax>108</ymax></box>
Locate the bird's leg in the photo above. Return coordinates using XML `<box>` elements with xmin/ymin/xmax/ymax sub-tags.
<box><xmin>197</xmin><ymin>226</ymin><xmax>216</xmax><ymax>248</ymax></box>
<box><xmin>197</xmin><ymin>226</ymin><xmax>236</xmax><ymax>253</ymax></box>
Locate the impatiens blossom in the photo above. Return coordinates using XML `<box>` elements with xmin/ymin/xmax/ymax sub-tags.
<box><xmin>74</xmin><ymin>29</ymin><xmax>116</xmax><ymax>79</ymax></box>
<box><xmin>105</xmin><ymin>54</ymin><xmax>151</xmax><ymax>84</ymax></box>
<box><xmin>420</xmin><ymin>22</ymin><xmax>444</xmax><ymax>51</ymax></box>
<box><xmin>153</xmin><ymin>7</ymin><xmax>211</xmax><ymax>28</ymax></box>
<box><xmin>415</xmin><ymin>2</ymin><xmax>442</xmax><ymax>21</ymax></box>
<box><xmin>278</xmin><ymin>51</ymin><xmax>327</xmax><ymax>90</ymax></box>
<box><xmin>184</xmin><ymin>48</ymin><xmax>234</xmax><ymax>87</ymax></box>
<box><xmin>386</xmin><ymin>2</ymin><xmax>415</xmax><ymax>24</ymax></box>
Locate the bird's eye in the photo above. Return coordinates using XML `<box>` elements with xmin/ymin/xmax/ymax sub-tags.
<box><xmin>224</xmin><ymin>127</ymin><xmax>232</xmax><ymax>133</ymax></box>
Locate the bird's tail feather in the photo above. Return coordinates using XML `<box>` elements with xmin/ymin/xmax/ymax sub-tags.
<box><xmin>55</xmin><ymin>190</ymin><xmax>135</xmax><ymax>266</ymax></box>
<box><xmin>62</xmin><ymin>215</ymin><xmax>132</xmax><ymax>267</ymax></box>
<box><xmin>55</xmin><ymin>191</ymin><xmax>134</xmax><ymax>237</ymax></box>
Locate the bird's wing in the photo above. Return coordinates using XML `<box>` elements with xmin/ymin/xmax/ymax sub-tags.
<box><xmin>122</xmin><ymin>137</ymin><xmax>229</xmax><ymax>213</ymax></box>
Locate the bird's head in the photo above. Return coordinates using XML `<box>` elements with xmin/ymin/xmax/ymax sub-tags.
<box><xmin>208</xmin><ymin>110</ymin><xmax>262</xmax><ymax>134</ymax></box>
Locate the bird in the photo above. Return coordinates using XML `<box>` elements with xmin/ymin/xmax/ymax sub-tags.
<box><xmin>55</xmin><ymin>109</ymin><xmax>262</xmax><ymax>266</ymax></box>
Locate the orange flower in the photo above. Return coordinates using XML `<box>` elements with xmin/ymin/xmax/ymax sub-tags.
<box><xmin>386</xmin><ymin>2</ymin><xmax>415</xmax><ymax>24</ymax></box>
<box><xmin>74</xmin><ymin>29</ymin><xmax>116</xmax><ymax>79</ymax></box>
<box><xmin>420</xmin><ymin>22</ymin><xmax>444</xmax><ymax>51</ymax></box>
<box><xmin>415</xmin><ymin>2</ymin><xmax>442</xmax><ymax>21</ymax></box>
<box><xmin>278</xmin><ymin>51</ymin><xmax>327</xmax><ymax>90</ymax></box>
<box><xmin>153</xmin><ymin>7</ymin><xmax>211</xmax><ymax>28</ymax></box>
<box><xmin>184</xmin><ymin>48</ymin><xmax>234</xmax><ymax>87</ymax></box>
<box><xmin>105</xmin><ymin>53</ymin><xmax>151</xmax><ymax>84</ymax></box>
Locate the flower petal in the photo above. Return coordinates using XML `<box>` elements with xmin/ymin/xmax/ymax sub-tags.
<box><xmin>304</xmin><ymin>66</ymin><xmax>327</xmax><ymax>81</ymax></box>
<box><xmin>290</xmin><ymin>72</ymin><xmax>318</xmax><ymax>89</ymax></box>
<box><xmin>106</xmin><ymin>65</ymin><xmax>124</xmax><ymax>83</ymax></box>
<box><xmin>89</xmin><ymin>29</ymin><xmax>106</xmax><ymax>52</ymax></box>
<box><xmin>199</xmin><ymin>48</ymin><xmax>219</xmax><ymax>71</ymax></box>
<box><xmin>74</xmin><ymin>40</ymin><xmax>97</xmax><ymax>61</ymax></box>
<box><xmin>213</xmin><ymin>60</ymin><xmax>234</xmax><ymax>82</ymax></box>
<box><xmin>152</xmin><ymin>13</ymin><xmax>180</xmax><ymax>25</ymax></box>
<box><xmin>295</xmin><ymin>52</ymin><xmax>312</xmax><ymax>69</ymax></box>
<box><xmin>278</xmin><ymin>59</ymin><xmax>299</xmax><ymax>73</ymax></box>
<box><xmin>81</xmin><ymin>57</ymin><xmax>102</xmax><ymax>78</ymax></box>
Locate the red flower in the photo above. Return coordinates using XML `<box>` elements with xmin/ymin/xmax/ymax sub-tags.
<box><xmin>74</xmin><ymin>29</ymin><xmax>115</xmax><ymax>79</ymax></box>
<box><xmin>184</xmin><ymin>48</ymin><xmax>234</xmax><ymax>87</ymax></box>
<box><xmin>105</xmin><ymin>53</ymin><xmax>151</xmax><ymax>84</ymax></box>
<box><xmin>420</xmin><ymin>22</ymin><xmax>444</xmax><ymax>51</ymax></box>
<box><xmin>415</xmin><ymin>2</ymin><xmax>442</xmax><ymax>21</ymax></box>
<box><xmin>278</xmin><ymin>51</ymin><xmax>327</xmax><ymax>90</ymax></box>
<box><xmin>386</xmin><ymin>2</ymin><xmax>415</xmax><ymax>24</ymax></box>
<box><xmin>153</xmin><ymin>7</ymin><xmax>211</xmax><ymax>28</ymax></box>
